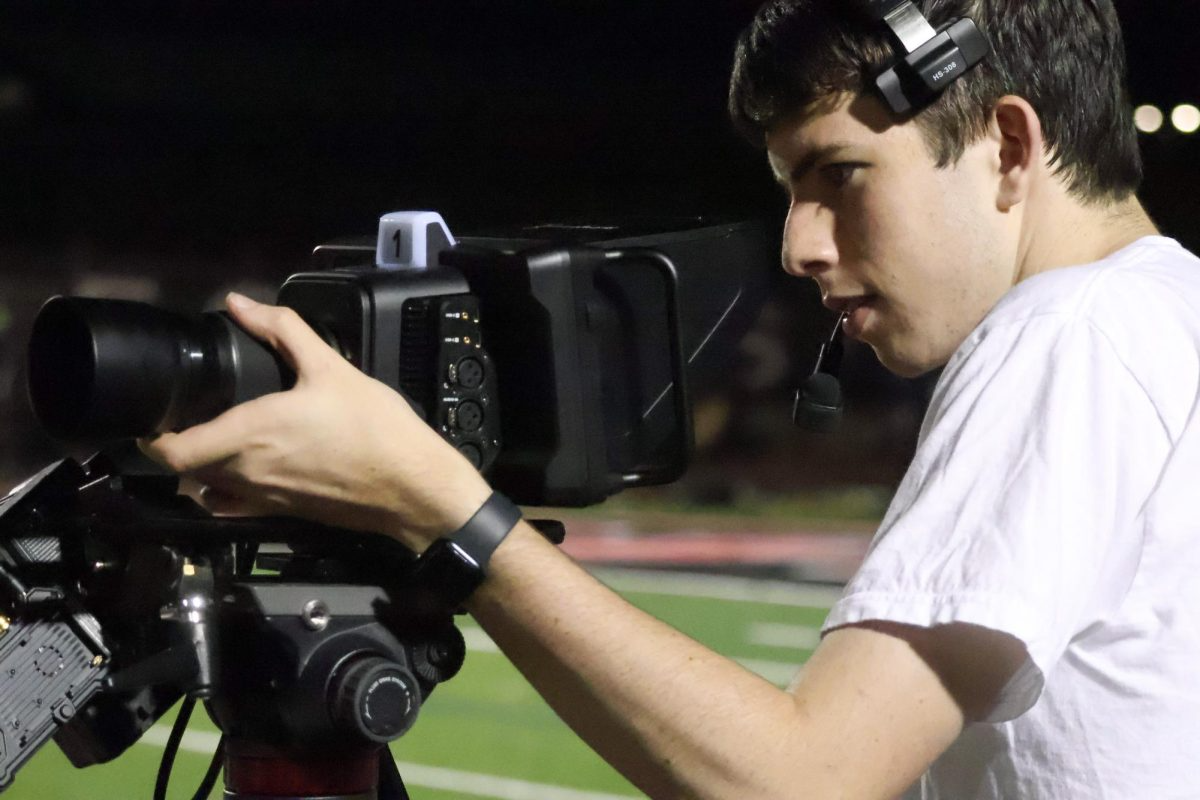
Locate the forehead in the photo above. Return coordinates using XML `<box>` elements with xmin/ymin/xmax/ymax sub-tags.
<box><xmin>765</xmin><ymin>94</ymin><xmax>907</xmax><ymax>176</ymax></box>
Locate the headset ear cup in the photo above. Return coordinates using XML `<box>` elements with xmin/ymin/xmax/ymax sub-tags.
<box><xmin>876</xmin><ymin>65</ymin><xmax>915</xmax><ymax>116</ymax></box>
<box><xmin>872</xmin><ymin>13</ymin><xmax>991</xmax><ymax>115</ymax></box>
<box><xmin>948</xmin><ymin>17</ymin><xmax>991</xmax><ymax>68</ymax></box>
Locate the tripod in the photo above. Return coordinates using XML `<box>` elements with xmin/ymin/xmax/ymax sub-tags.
<box><xmin>157</xmin><ymin>697</ymin><xmax>411</xmax><ymax>800</ymax></box>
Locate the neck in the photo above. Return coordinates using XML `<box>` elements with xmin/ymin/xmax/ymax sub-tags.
<box><xmin>1015</xmin><ymin>191</ymin><xmax>1160</xmax><ymax>284</ymax></box>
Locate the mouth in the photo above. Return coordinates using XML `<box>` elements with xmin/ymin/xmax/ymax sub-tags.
<box><xmin>822</xmin><ymin>294</ymin><xmax>877</xmax><ymax>339</ymax></box>
<box><xmin>822</xmin><ymin>294</ymin><xmax>872</xmax><ymax>315</ymax></box>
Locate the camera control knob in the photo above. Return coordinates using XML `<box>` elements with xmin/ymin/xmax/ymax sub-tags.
<box><xmin>331</xmin><ymin>655</ymin><xmax>421</xmax><ymax>743</ymax></box>
<box><xmin>411</xmin><ymin>627</ymin><xmax>468</xmax><ymax>684</ymax></box>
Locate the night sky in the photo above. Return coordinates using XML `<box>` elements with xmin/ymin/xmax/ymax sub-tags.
<box><xmin>1</xmin><ymin>1</ymin><xmax>1196</xmax><ymax>486</ymax></box>
<box><xmin>2</xmin><ymin>2</ymin><xmax>1194</xmax><ymax>270</ymax></box>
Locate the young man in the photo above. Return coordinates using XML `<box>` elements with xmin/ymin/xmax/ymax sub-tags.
<box><xmin>144</xmin><ymin>1</ymin><xmax>1200</xmax><ymax>797</ymax></box>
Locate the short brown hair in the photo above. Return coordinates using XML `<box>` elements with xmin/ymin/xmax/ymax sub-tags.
<box><xmin>728</xmin><ymin>0</ymin><xmax>1143</xmax><ymax>202</ymax></box>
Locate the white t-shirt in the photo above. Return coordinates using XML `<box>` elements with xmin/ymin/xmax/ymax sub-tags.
<box><xmin>823</xmin><ymin>237</ymin><xmax>1200</xmax><ymax>799</ymax></box>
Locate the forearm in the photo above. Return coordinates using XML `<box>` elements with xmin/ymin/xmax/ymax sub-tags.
<box><xmin>466</xmin><ymin>523</ymin><xmax>810</xmax><ymax>800</ymax></box>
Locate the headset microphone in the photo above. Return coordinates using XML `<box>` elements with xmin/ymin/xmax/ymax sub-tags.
<box><xmin>793</xmin><ymin>312</ymin><xmax>847</xmax><ymax>432</ymax></box>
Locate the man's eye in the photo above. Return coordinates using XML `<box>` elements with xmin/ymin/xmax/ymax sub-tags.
<box><xmin>822</xmin><ymin>163</ymin><xmax>863</xmax><ymax>188</ymax></box>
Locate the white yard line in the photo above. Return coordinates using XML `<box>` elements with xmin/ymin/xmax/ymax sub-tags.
<box><xmin>460</xmin><ymin>624</ymin><xmax>501</xmax><ymax>653</ymax></box>
<box><xmin>747</xmin><ymin>622</ymin><xmax>823</xmax><ymax>651</ymax></box>
<box><xmin>376</xmin><ymin>762</ymin><xmax>640</xmax><ymax>800</ymax></box>
<box><xmin>460</xmin><ymin>621</ymin><xmax>804</xmax><ymax>687</ymax></box>
<box><xmin>589</xmin><ymin>567</ymin><xmax>843</xmax><ymax>608</ymax></box>
<box><xmin>139</xmin><ymin>724</ymin><xmax>222</xmax><ymax>753</ymax></box>
<box><xmin>138</xmin><ymin>727</ymin><xmax>640</xmax><ymax>800</ymax></box>
<box><xmin>735</xmin><ymin>657</ymin><xmax>800</xmax><ymax>687</ymax></box>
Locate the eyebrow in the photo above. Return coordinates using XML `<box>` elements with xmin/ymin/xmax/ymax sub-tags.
<box><xmin>771</xmin><ymin>142</ymin><xmax>858</xmax><ymax>188</ymax></box>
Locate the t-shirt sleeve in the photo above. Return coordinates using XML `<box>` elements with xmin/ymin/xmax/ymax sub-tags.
<box><xmin>823</xmin><ymin>312</ymin><xmax>1169</xmax><ymax>721</ymax></box>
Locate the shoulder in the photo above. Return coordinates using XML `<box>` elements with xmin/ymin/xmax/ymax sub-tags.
<box><xmin>943</xmin><ymin>237</ymin><xmax>1200</xmax><ymax>440</ymax></box>
<box><xmin>976</xmin><ymin>237</ymin><xmax>1199</xmax><ymax>339</ymax></box>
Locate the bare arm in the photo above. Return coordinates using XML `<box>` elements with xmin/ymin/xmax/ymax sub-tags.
<box><xmin>144</xmin><ymin>295</ymin><xmax>1025</xmax><ymax>799</ymax></box>
<box><xmin>468</xmin><ymin>523</ymin><xmax>1020</xmax><ymax>799</ymax></box>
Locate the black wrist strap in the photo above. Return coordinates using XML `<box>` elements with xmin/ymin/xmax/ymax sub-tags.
<box><xmin>449</xmin><ymin>491</ymin><xmax>523</xmax><ymax>571</ymax></box>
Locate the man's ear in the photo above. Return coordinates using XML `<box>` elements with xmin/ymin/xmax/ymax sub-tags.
<box><xmin>991</xmin><ymin>95</ymin><xmax>1045</xmax><ymax>212</ymax></box>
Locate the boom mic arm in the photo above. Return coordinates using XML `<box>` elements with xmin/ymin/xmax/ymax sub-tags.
<box><xmin>792</xmin><ymin>312</ymin><xmax>846</xmax><ymax>432</ymax></box>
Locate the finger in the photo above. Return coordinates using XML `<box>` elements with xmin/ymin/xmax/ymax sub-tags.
<box><xmin>138</xmin><ymin>432</ymin><xmax>197</xmax><ymax>472</ymax></box>
<box><xmin>138</xmin><ymin>401</ymin><xmax>261</xmax><ymax>474</ymax></box>
<box><xmin>198</xmin><ymin>485</ymin><xmax>275</xmax><ymax>518</ymax></box>
<box><xmin>137</xmin><ymin>435</ymin><xmax>167</xmax><ymax>465</ymax></box>
<box><xmin>225</xmin><ymin>293</ymin><xmax>338</xmax><ymax>378</ymax></box>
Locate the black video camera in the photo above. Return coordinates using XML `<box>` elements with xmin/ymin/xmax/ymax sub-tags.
<box><xmin>1</xmin><ymin>212</ymin><xmax>772</xmax><ymax>797</ymax></box>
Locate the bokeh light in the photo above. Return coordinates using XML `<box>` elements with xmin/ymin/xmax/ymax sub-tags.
<box><xmin>1171</xmin><ymin>103</ymin><xmax>1200</xmax><ymax>134</ymax></box>
<box><xmin>1134</xmin><ymin>104</ymin><xmax>1164</xmax><ymax>133</ymax></box>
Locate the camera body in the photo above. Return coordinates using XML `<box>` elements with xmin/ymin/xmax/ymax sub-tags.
<box><xmin>283</xmin><ymin>210</ymin><xmax>704</xmax><ymax>507</ymax></box>
<box><xmin>29</xmin><ymin>211</ymin><xmax>772</xmax><ymax>506</ymax></box>
<box><xmin>291</xmin><ymin>212</ymin><xmax>774</xmax><ymax>506</ymax></box>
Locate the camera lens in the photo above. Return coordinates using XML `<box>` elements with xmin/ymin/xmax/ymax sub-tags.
<box><xmin>27</xmin><ymin>296</ymin><xmax>293</xmax><ymax>441</ymax></box>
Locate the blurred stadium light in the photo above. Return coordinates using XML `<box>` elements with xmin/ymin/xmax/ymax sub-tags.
<box><xmin>1135</xmin><ymin>104</ymin><xmax>1164</xmax><ymax>134</ymax></box>
<box><xmin>1171</xmin><ymin>103</ymin><xmax>1200</xmax><ymax>134</ymax></box>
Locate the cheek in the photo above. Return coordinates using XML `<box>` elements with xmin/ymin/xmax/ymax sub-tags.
<box><xmin>850</xmin><ymin>182</ymin><xmax>945</xmax><ymax>295</ymax></box>
<box><xmin>833</xmin><ymin>186</ymin><xmax>905</xmax><ymax>271</ymax></box>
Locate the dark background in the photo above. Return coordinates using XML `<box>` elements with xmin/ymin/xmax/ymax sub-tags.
<box><xmin>1</xmin><ymin>1</ymin><xmax>1197</xmax><ymax>500</ymax></box>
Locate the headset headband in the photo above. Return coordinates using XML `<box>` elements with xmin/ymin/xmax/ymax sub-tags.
<box><xmin>869</xmin><ymin>0</ymin><xmax>939</xmax><ymax>53</ymax></box>
<box><xmin>862</xmin><ymin>0</ymin><xmax>990</xmax><ymax>115</ymax></box>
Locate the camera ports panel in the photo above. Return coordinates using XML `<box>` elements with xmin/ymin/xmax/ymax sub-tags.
<box><xmin>430</xmin><ymin>297</ymin><xmax>501</xmax><ymax>474</ymax></box>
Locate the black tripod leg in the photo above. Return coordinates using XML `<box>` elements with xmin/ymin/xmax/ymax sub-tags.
<box><xmin>378</xmin><ymin>748</ymin><xmax>410</xmax><ymax>800</ymax></box>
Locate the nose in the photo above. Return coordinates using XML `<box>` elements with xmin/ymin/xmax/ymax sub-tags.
<box><xmin>782</xmin><ymin>199</ymin><xmax>837</xmax><ymax>279</ymax></box>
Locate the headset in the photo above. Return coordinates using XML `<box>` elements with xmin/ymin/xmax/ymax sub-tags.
<box><xmin>793</xmin><ymin>1</ymin><xmax>990</xmax><ymax>429</ymax></box>
<box><xmin>863</xmin><ymin>0</ymin><xmax>991</xmax><ymax>115</ymax></box>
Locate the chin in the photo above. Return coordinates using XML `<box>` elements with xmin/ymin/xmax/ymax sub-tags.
<box><xmin>872</xmin><ymin>346</ymin><xmax>943</xmax><ymax>379</ymax></box>
<box><xmin>883</xmin><ymin>361</ymin><xmax>932</xmax><ymax>379</ymax></box>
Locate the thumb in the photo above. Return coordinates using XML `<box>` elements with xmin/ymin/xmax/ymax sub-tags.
<box><xmin>225</xmin><ymin>292</ymin><xmax>337</xmax><ymax>377</ymax></box>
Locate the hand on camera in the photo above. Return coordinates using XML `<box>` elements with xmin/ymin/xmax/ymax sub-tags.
<box><xmin>139</xmin><ymin>292</ymin><xmax>492</xmax><ymax>552</ymax></box>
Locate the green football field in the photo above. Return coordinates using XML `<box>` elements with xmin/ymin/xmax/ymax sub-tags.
<box><xmin>3</xmin><ymin>568</ymin><xmax>840</xmax><ymax>800</ymax></box>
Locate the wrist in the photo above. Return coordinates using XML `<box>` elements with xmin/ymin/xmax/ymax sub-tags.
<box><xmin>381</xmin><ymin>463</ymin><xmax>493</xmax><ymax>552</ymax></box>
<box><xmin>446</xmin><ymin>490</ymin><xmax>524</xmax><ymax>570</ymax></box>
<box><xmin>407</xmin><ymin>490</ymin><xmax>524</xmax><ymax>609</ymax></box>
